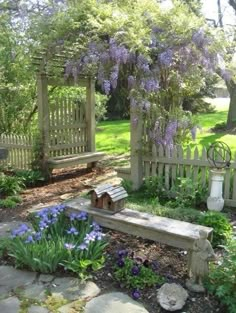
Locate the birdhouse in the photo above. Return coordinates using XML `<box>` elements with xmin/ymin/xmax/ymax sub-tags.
<box><xmin>89</xmin><ymin>184</ymin><xmax>128</xmax><ymax>213</ymax></box>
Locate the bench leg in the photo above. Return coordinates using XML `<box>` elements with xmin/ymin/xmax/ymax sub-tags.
<box><xmin>87</xmin><ymin>161</ymin><xmax>97</xmax><ymax>169</ymax></box>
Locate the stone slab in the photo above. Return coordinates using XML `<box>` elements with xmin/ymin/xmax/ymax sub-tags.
<box><xmin>39</xmin><ymin>274</ymin><xmax>54</xmax><ymax>283</ymax></box>
<box><xmin>51</xmin><ymin>278</ymin><xmax>100</xmax><ymax>301</ymax></box>
<box><xmin>84</xmin><ymin>292</ymin><xmax>149</xmax><ymax>313</ymax></box>
<box><xmin>22</xmin><ymin>282</ymin><xmax>47</xmax><ymax>301</ymax></box>
<box><xmin>0</xmin><ymin>296</ymin><xmax>20</xmax><ymax>313</ymax></box>
<box><xmin>0</xmin><ymin>266</ymin><xmax>36</xmax><ymax>290</ymax></box>
<box><xmin>28</xmin><ymin>305</ymin><xmax>49</xmax><ymax>313</ymax></box>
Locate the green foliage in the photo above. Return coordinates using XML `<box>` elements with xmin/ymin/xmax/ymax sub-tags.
<box><xmin>0</xmin><ymin>195</ymin><xmax>22</xmax><ymax>209</ymax></box>
<box><xmin>205</xmin><ymin>240</ymin><xmax>236</xmax><ymax>313</ymax></box>
<box><xmin>141</xmin><ymin>176</ymin><xmax>169</xmax><ymax>200</ymax></box>
<box><xmin>121</xmin><ymin>179</ymin><xmax>133</xmax><ymax>194</ymax></box>
<box><xmin>114</xmin><ymin>252</ymin><xmax>164</xmax><ymax>290</ymax></box>
<box><xmin>8</xmin><ymin>205</ymin><xmax>107</xmax><ymax>277</ymax></box>
<box><xmin>197</xmin><ymin>211</ymin><xmax>232</xmax><ymax>247</ymax></box>
<box><xmin>0</xmin><ymin>173</ymin><xmax>25</xmax><ymax>196</ymax></box>
<box><xmin>15</xmin><ymin>170</ymin><xmax>45</xmax><ymax>187</ymax></box>
<box><xmin>169</xmin><ymin>177</ymin><xmax>208</xmax><ymax>209</ymax></box>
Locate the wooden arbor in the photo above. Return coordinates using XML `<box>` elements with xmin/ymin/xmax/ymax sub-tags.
<box><xmin>34</xmin><ymin>50</ymin><xmax>105</xmax><ymax>177</ymax></box>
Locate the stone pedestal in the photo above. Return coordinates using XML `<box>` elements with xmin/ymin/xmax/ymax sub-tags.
<box><xmin>207</xmin><ymin>169</ymin><xmax>225</xmax><ymax>212</ymax></box>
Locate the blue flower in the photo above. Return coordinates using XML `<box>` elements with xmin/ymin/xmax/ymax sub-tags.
<box><xmin>66</xmin><ymin>227</ymin><xmax>79</xmax><ymax>235</ymax></box>
<box><xmin>11</xmin><ymin>224</ymin><xmax>31</xmax><ymax>237</ymax></box>
<box><xmin>77</xmin><ymin>211</ymin><xmax>88</xmax><ymax>220</ymax></box>
<box><xmin>64</xmin><ymin>243</ymin><xmax>75</xmax><ymax>250</ymax></box>
<box><xmin>25</xmin><ymin>235</ymin><xmax>34</xmax><ymax>244</ymax></box>
<box><xmin>78</xmin><ymin>243</ymin><xmax>88</xmax><ymax>251</ymax></box>
<box><xmin>117</xmin><ymin>250</ymin><xmax>128</xmax><ymax>258</ymax></box>
<box><xmin>34</xmin><ymin>232</ymin><xmax>42</xmax><ymax>241</ymax></box>
<box><xmin>91</xmin><ymin>221</ymin><xmax>101</xmax><ymax>232</ymax></box>
<box><xmin>39</xmin><ymin>220</ymin><xmax>48</xmax><ymax>230</ymax></box>
<box><xmin>131</xmin><ymin>289</ymin><xmax>141</xmax><ymax>300</ymax></box>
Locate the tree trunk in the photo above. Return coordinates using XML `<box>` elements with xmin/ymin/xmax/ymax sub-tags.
<box><xmin>226</xmin><ymin>83</ymin><xmax>236</xmax><ymax>129</ymax></box>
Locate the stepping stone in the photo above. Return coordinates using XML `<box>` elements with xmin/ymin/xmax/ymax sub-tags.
<box><xmin>22</xmin><ymin>282</ymin><xmax>47</xmax><ymax>301</ymax></box>
<box><xmin>28</xmin><ymin>305</ymin><xmax>49</xmax><ymax>313</ymax></box>
<box><xmin>84</xmin><ymin>292</ymin><xmax>149</xmax><ymax>313</ymax></box>
<box><xmin>0</xmin><ymin>296</ymin><xmax>21</xmax><ymax>313</ymax></box>
<box><xmin>58</xmin><ymin>300</ymin><xmax>85</xmax><ymax>313</ymax></box>
<box><xmin>51</xmin><ymin>278</ymin><xmax>100</xmax><ymax>301</ymax></box>
<box><xmin>39</xmin><ymin>274</ymin><xmax>54</xmax><ymax>283</ymax></box>
<box><xmin>0</xmin><ymin>266</ymin><xmax>36</xmax><ymax>290</ymax></box>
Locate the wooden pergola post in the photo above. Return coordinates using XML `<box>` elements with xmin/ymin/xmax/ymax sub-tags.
<box><xmin>86</xmin><ymin>77</ymin><xmax>96</xmax><ymax>153</ymax></box>
<box><xmin>130</xmin><ymin>108</ymin><xmax>143</xmax><ymax>190</ymax></box>
<box><xmin>37</xmin><ymin>72</ymin><xmax>50</xmax><ymax>177</ymax></box>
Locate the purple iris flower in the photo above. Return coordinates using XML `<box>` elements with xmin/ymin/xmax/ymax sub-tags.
<box><xmin>11</xmin><ymin>224</ymin><xmax>31</xmax><ymax>237</ymax></box>
<box><xmin>66</xmin><ymin>227</ymin><xmax>79</xmax><ymax>235</ymax></box>
<box><xmin>64</xmin><ymin>243</ymin><xmax>75</xmax><ymax>250</ymax></box>
<box><xmin>78</xmin><ymin>243</ymin><xmax>88</xmax><ymax>251</ymax></box>
<box><xmin>25</xmin><ymin>235</ymin><xmax>34</xmax><ymax>244</ymax></box>
<box><xmin>117</xmin><ymin>250</ymin><xmax>128</xmax><ymax>258</ymax></box>
<box><xmin>91</xmin><ymin>221</ymin><xmax>101</xmax><ymax>232</ymax></box>
<box><xmin>77</xmin><ymin>211</ymin><xmax>88</xmax><ymax>221</ymax></box>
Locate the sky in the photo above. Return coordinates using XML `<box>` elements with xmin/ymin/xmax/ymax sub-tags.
<box><xmin>202</xmin><ymin>0</ymin><xmax>236</xmax><ymax>27</ymax></box>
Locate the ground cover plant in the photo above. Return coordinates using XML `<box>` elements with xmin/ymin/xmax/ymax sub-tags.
<box><xmin>114</xmin><ymin>249</ymin><xmax>165</xmax><ymax>300</ymax></box>
<box><xmin>7</xmin><ymin>204</ymin><xmax>107</xmax><ymax>277</ymax></box>
<box><xmin>206</xmin><ymin>239</ymin><xmax>236</xmax><ymax>313</ymax></box>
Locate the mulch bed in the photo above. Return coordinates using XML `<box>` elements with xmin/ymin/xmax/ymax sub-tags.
<box><xmin>0</xmin><ymin>165</ymin><xmax>227</xmax><ymax>313</ymax></box>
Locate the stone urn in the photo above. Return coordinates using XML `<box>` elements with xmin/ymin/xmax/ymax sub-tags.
<box><xmin>207</xmin><ymin>169</ymin><xmax>225</xmax><ymax>212</ymax></box>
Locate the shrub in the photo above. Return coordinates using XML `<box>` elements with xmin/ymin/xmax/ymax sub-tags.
<box><xmin>121</xmin><ymin>179</ymin><xmax>133</xmax><ymax>194</ymax></box>
<box><xmin>0</xmin><ymin>195</ymin><xmax>22</xmax><ymax>209</ymax></box>
<box><xmin>197</xmin><ymin>211</ymin><xmax>232</xmax><ymax>248</ymax></box>
<box><xmin>114</xmin><ymin>250</ymin><xmax>164</xmax><ymax>299</ymax></box>
<box><xmin>141</xmin><ymin>176</ymin><xmax>169</xmax><ymax>200</ymax></box>
<box><xmin>0</xmin><ymin>173</ymin><xmax>24</xmax><ymax>196</ymax></box>
<box><xmin>205</xmin><ymin>240</ymin><xmax>236</xmax><ymax>313</ymax></box>
<box><xmin>8</xmin><ymin>205</ymin><xmax>107</xmax><ymax>277</ymax></box>
<box><xmin>15</xmin><ymin>170</ymin><xmax>45</xmax><ymax>187</ymax></box>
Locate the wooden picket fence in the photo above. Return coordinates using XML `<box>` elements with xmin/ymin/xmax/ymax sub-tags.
<box><xmin>0</xmin><ymin>134</ymin><xmax>33</xmax><ymax>170</ymax></box>
<box><xmin>142</xmin><ymin>144</ymin><xmax>236</xmax><ymax>207</ymax></box>
<box><xmin>48</xmin><ymin>98</ymin><xmax>87</xmax><ymax>157</ymax></box>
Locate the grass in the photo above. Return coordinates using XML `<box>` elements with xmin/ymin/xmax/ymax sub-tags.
<box><xmin>96</xmin><ymin>97</ymin><xmax>236</xmax><ymax>155</ymax></box>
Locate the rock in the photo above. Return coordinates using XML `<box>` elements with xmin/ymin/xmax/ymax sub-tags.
<box><xmin>51</xmin><ymin>278</ymin><xmax>100</xmax><ymax>301</ymax></box>
<box><xmin>28</xmin><ymin>305</ymin><xmax>49</xmax><ymax>313</ymax></box>
<box><xmin>84</xmin><ymin>292</ymin><xmax>149</xmax><ymax>313</ymax></box>
<box><xmin>0</xmin><ymin>266</ymin><xmax>36</xmax><ymax>290</ymax></box>
<box><xmin>58</xmin><ymin>299</ymin><xmax>85</xmax><ymax>313</ymax></box>
<box><xmin>186</xmin><ymin>279</ymin><xmax>205</xmax><ymax>293</ymax></box>
<box><xmin>157</xmin><ymin>283</ymin><xmax>188</xmax><ymax>312</ymax></box>
<box><xmin>22</xmin><ymin>282</ymin><xmax>47</xmax><ymax>301</ymax></box>
<box><xmin>39</xmin><ymin>274</ymin><xmax>54</xmax><ymax>283</ymax></box>
<box><xmin>0</xmin><ymin>296</ymin><xmax>21</xmax><ymax>313</ymax></box>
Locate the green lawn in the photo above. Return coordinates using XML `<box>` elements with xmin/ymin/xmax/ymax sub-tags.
<box><xmin>96</xmin><ymin>98</ymin><xmax>236</xmax><ymax>155</ymax></box>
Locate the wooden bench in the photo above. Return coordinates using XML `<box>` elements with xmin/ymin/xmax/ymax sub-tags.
<box><xmin>66</xmin><ymin>197</ymin><xmax>213</xmax><ymax>271</ymax></box>
<box><xmin>47</xmin><ymin>152</ymin><xmax>106</xmax><ymax>170</ymax></box>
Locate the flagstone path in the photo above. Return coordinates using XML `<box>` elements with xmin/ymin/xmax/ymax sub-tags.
<box><xmin>0</xmin><ymin>222</ymin><xmax>149</xmax><ymax>313</ymax></box>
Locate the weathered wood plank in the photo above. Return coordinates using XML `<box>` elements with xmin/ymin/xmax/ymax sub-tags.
<box><xmin>66</xmin><ymin>197</ymin><xmax>213</xmax><ymax>250</ymax></box>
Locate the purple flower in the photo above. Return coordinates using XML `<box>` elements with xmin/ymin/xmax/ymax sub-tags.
<box><xmin>78</xmin><ymin>243</ymin><xmax>88</xmax><ymax>250</ymax></box>
<box><xmin>34</xmin><ymin>232</ymin><xmax>42</xmax><ymax>241</ymax></box>
<box><xmin>131</xmin><ymin>265</ymin><xmax>140</xmax><ymax>276</ymax></box>
<box><xmin>128</xmin><ymin>76</ymin><xmax>136</xmax><ymax>89</ymax></box>
<box><xmin>192</xmin><ymin>28</ymin><xmax>206</xmax><ymax>48</ymax></box>
<box><xmin>117</xmin><ymin>250</ymin><xmax>128</xmax><ymax>258</ymax></box>
<box><xmin>77</xmin><ymin>211</ymin><xmax>88</xmax><ymax>221</ymax></box>
<box><xmin>91</xmin><ymin>221</ymin><xmax>101</xmax><ymax>231</ymax></box>
<box><xmin>159</xmin><ymin>49</ymin><xmax>173</xmax><ymax>67</ymax></box>
<box><xmin>131</xmin><ymin>289</ymin><xmax>141</xmax><ymax>300</ymax></box>
<box><xmin>190</xmin><ymin>126</ymin><xmax>197</xmax><ymax>141</ymax></box>
<box><xmin>66</xmin><ymin>227</ymin><xmax>79</xmax><ymax>235</ymax></box>
<box><xmin>103</xmin><ymin>80</ymin><xmax>111</xmax><ymax>95</ymax></box>
<box><xmin>64</xmin><ymin>243</ymin><xmax>75</xmax><ymax>250</ymax></box>
<box><xmin>117</xmin><ymin>259</ymin><xmax>125</xmax><ymax>267</ymax></box>
<box><xmin>25</xmin><ymin>235</ymin><xmax>34</xmax><ymax>244</ymax></box>
<box><xmin>11</xmin><ymin>224</ymin><xmax>31</xmax><ymax>237</ymax></box>
<box><xmin>39</xmin><ymin>220</ymin><xmax>48</xmax><ymax>230</ymax></box>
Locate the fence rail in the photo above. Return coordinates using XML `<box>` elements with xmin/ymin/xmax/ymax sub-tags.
<box><xmin>0</xmin><ymin>134</ymin><xmax>33</xmax><ymax>170</ymax></box>
<box><xmin>143</xmin><ymin>144</ymin><xmax>236</xmax><ymax>207</ymax></box>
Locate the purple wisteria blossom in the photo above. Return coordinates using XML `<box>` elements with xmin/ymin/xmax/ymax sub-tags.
<box><xmin>159</xmin><ymin>49</ymin><xmax>173</xmax><ymax>67</ymax></box>
<box><xmin>190</xmin><ymin>126</ymin><xmax>197</xmax><ymax>141</ymax></box>
<box><xmin>103</xmin><ymin>80</ymin><xmax>111</xmax><ymax>95</ymax></box>
<box><xmin>110</xmin><ymin>65</ymin><xmax>119</xmax><ymax>89</ymax></box>
<box><xmin>137</xmin><ymin>54</ymin><xmax>150</xmax><ymax>73</ymax></box>
<box><xmin>128</xmin><ymin>75</ymin><xmax>136</xmax><ymax>89</ymax></box>
<box><xmin>192</xmin><ymin>28</ymin><xmax>207</xmax><ymax>49</ymax></box>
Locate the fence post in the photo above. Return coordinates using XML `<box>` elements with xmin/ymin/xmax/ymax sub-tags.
<box><xmin>130</xmin><ymin>107</ymin><xmax>143</xmax><ymax>190</ymax></box>
<box><xmin>86</xmin><ymin>78</ymin><xmax>96</xmax><ymax>153</ymax></box>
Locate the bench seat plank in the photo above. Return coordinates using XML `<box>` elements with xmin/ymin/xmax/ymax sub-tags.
<box><xmin>66</xmin><ymin>197</ymin><xmax>213</xmax><ymax>250</ymax></box>
<box><xmin>47</xmin><ymin>152</ymin><xmax>105</xmax><ymax>169</ymax></box>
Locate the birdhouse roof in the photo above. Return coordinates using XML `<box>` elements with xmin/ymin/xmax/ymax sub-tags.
<box><xmin>89</xmin><ymin>184</ymin><xmax>128</xmax><ymax>201</ymax></box>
